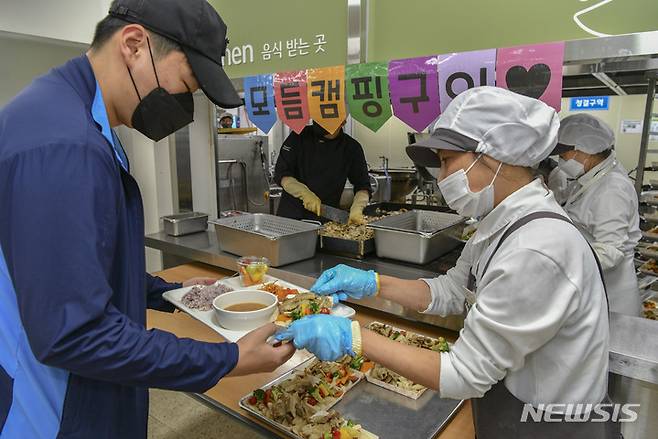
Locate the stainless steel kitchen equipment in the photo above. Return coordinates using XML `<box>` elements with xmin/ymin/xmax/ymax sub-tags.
<box><xmin>210</xmin><ymin>213</ymin><xmax>320</xmax><ymax>267</ymax></box>
<box><xmin>368</xmin><ymin>210</ymin><xmax>465</xmax><ymax>264</ymax></box>
<box><xmin>161</xmin><ymin>212</ymin><xmax>208</xmax><ymax>236</ymax></box>
<box><xmin>369</xmin><ymin>168</ymin><xmax>418</xmax><ymax>203</ymax></box>
<box><xmin>319</xmin><ymin>234</ymin><xmax>375</xmax><ymax>259</ymax></box>
<box><xmin>214</xmin><ymin>134</ymin><xmax>270</xmax><ymax>216</ymax></box>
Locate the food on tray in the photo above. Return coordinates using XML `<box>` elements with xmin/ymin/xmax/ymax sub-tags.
<box><xmin>181</xmin><ymin>283</ymin><xmax>233</xmax><ymax>311</ymax></box>
<box><xmin>245</xmin><ymin>358</ymin><xmax>371</xmax><ymax>438</ymax></box>
<box><xmin>261</xmin><ymin>281</ymin><xmax>301</xmax><ymax>301</ymax></box>
<box><xmin>256</xmin><ymin>281</ymin><xmax>333</xmax><ymax>325</ymax></box>
<box><xmin>320</xmin><ymin>210</ymin><xmax>407</xmax><ymax>241</ymax></box>
<box><xmin>370</xmin><ymin>365</ymin><xmax>425</xmax><ymax>393</ymax></box>
<box><xmin>276</xmin><ymin>292</ymin><xmax>333</xmax><ymax>325</ymax></box>
<box><xmin>648</xmin><ymin>226</ymin><xmax>658</xmax><ymax>234</ymax></box>
<box><xmin>643</xmin><ymin>299</ymin><xmax>658</xmax><ymax>320</ymax></box>
<box><xmin>367</xmin><ymin>322</ymin><xmax>451</xmax><ymax>353</ymax></box>
<box><xmin>364</xmin><ymin>322</ymin><xmax>450</xmax><ymax>397</ymax></box>
<box><xmin>641</xmin><ymin>259</ymin><xmax>658</xmax><ymax>274</ymax></box>
<box><xmin>460</xmin><ymin>227</ymin><xmax>477</xmax><ymax>241</ymax></box>
<box><xmin>238</xmin><ymin>256</ymin><xmax>270</xmax><ymax>286</ymax></box>
<box><xmin>321</xmin><ymin>221</ymin><xmax>375</xmax><ymax>241</ymax></box>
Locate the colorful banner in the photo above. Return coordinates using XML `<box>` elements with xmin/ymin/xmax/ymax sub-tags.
<box><xmin>273</xmin><ymin>70</ymin><xmax>310</xmax><ymax>134</ymax></box>
<box><xmin>243</xmin><ymin>74</ymin><xmax>277</xmax><ymax>133</ymax></box>
<box><xmin>307</xmin><ymin>65</ymin><xmax>347</xmax><ymax>135</ymax></box>
<box><xmin>496</xmin><ymin>42</ymin><xmax>565</xmax><ymax>111</ymax></box>
<box><xmin>388</xmin><ymin>56</ymin><xmax>440</xmax><ymax>132</ymax></box>
<box><xmin>438</xmin><ymin>49</ymin><xmax>496</xmax><ymax>112</ymax></box>
<box><xmin>345</xmin><ymin>62</ymin><xmax>392</xmax><ymax>132</ymax></box>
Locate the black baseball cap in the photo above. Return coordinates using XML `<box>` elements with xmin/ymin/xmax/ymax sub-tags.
<box><xmin>109</xmin><ymin>0</ymin><xmax>242</xmax><ymax>108</ymax></box>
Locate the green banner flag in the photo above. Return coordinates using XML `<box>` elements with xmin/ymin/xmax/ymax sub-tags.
<box><xmin>346</xmin><ymin>62</ymin><xmax>392</xmax><ymax>132</ymax></box>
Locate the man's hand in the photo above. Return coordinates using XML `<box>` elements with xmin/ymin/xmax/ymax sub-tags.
<box><xmin>228</xmin><ymin>323</ymin><xmax>296</xmax><ymax>376</ymax></box>
<box><xmin>182</xmin><ymin>277</ymin><xmax>218</xmax><ymax>287</ymax></box>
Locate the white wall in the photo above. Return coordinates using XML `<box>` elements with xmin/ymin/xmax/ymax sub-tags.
<box><xmin>0</xmin><ymin>0</ymin><xmax>111</xmax><ymax>44</ymax></box>
<box><xmin>116</xmin><ymin>127</ymin><xmax>175</xmax><ymax>273</ymax></box>
<box><xmin>0</xmin><ymin>32</ymin><xmax>87</xmax><ymax>107</ymax></box>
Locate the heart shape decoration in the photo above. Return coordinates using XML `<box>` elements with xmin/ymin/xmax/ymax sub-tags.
<box><xmin>505</xmin><ymin>64</ymin><xmax>552</xmax><ymax>99</ymax></box>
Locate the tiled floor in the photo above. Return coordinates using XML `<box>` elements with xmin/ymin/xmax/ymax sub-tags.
<box><xmin>148</xmin><ymin>389</ymin><xmax>273</xmax><ymax>439</ymax></box>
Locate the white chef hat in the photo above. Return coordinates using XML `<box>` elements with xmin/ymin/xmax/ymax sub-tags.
<box><xmin>553</xmin><ymin>114</ymin><xmax>615</xmax><ymax>155</ymax></box>
<box><xmin>406</xmin><ymin>86</ymin><xmax>559</xmax><ymax>168</ymax></box>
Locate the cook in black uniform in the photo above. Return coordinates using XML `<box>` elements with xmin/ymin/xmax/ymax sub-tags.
<box><xmin>274</xmin><ymin>121</ymin><xmax>371</xmax><ymax>223</ymax></box>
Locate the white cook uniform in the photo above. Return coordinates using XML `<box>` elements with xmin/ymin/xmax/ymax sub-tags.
<box><xmin>548</xmin><ymin>151</ymin><xmax>641</xmax><ymax>316</ymax></box>
<box><xmin>421</xmin><ymin>179</ymin><xmax>609</xmax><ymax>412</ymax></box>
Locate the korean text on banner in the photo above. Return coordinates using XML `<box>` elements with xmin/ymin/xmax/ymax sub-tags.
<box><xmin>346</xmin><ymin>62</ymin><xmax>392</xmax><ymax>132</ymax></box>
<box><xmin>243</xmin><ymin>74</ymin><xmax>277</xmax><ymax>133</ymax></box>
<box><xmin>388</xmin><ymin>56</ymin><xmax>441</xmax><ymax>132</ymax></box>
<box><xmin>307</xmin><ymin>65</ymin><xmax>347</xmax><ymax>135</ymax></box>
<box><xmin>438</xmin><ymin>49</ymin><xmax>496</xmax><ymax>112</ymax></box>
<box><xmin>496</xmin><ymin>42</ymin><xmax>565</xmax><ymax>111</ymax></box>
<box><xmin>273</xmin><ymin>70</ymin><xmax>310</xmax><ymax>134</ymax></box>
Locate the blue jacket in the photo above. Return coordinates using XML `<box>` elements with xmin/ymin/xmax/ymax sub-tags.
<box><xmin>0</xmin><ymin>56</ymin><xmax>239</xmax><ymax>438</ymax></box>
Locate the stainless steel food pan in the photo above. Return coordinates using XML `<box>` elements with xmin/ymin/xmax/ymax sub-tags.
<box><xmin>210</xmin><ymin>214</ymin><xmax>320</xmax><ymax>267</ymax></box>
<box><xmin>162</xmin><ymin>212</ymin><xmax>208</xmax><ymax>236</ymax></box>
<box><xmin>367</xmin><ymin>210</ymin><xmax>465</xmax><ymax>264</ymax></box>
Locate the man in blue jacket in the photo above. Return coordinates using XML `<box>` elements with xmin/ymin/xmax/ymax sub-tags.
<box><xmin>0</xmin><ymin>1</ymin><xmax>294</xmax><ymax>437</ymax></box>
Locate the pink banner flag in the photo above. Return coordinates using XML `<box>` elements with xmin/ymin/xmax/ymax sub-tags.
<box><xmin>388</xmin><ymin>56</ymin><xmax>440</xmax><ymax>132</ymax></box>
<box><xmin>496</xmin><ymin>42</ymin><xmax>565</xmax><ymax>111</ymax></box>
<box><xmin>273</xmin><ymin>70</ymin><xmax>310</xmax><ymax>134</ymax></box>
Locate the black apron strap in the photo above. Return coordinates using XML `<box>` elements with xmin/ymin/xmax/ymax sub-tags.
<box><xmin>474</xmin><ymin>211</ymin><xmax>609</xmax><ymax>308</ymax></box>
<box><xmin>470</xmin><ymin>211</ymin><xmax>618</xmax><ymax>439</ymax></box>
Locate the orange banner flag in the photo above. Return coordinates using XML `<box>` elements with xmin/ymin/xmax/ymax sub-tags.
<box><xmin>306</xmin><ymin>65</ymin><xmax>347</xmax><ymax>135</ymax></box>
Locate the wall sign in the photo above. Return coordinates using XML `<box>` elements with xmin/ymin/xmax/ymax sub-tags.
<box><xmin>496</xmin><ymin>41</ymin><xmax>565</xmax><ymax>111</ymax></box>
<box><xmin>307</xmin><ymin>65</ymin><xmax>347</xmax><ymax>135</ymax></box>
<box><xmin>243</xmin><ymin>74</ymin><xmax>277</xmax><ymax>133</ymax></box>
<box><xmin>388</xmin><ymin>56</ymin><xmax>440</xmax><ymax>132</ymax></box>
<box><xmin>273</xmin><ymin>70</ymin><xmax>310</xmax><ymax>134</ymax></box>
<box><xmin>345</xmin><ymin>62</ymin><xmax>392</xmax><ymax>132</ymax></box>
<box><xmin>569</xmin><ymin>96</ymin><xmax>610</xmax><ymax>111</ymax></box>
<box><xmin>437</xmin><ymin>49</ymin><xmax>497</xmax><ymax>112</ymax></box>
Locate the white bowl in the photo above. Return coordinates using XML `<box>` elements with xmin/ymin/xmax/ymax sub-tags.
<box><xmin>212</xmin><ymin>290</ymin><xmax>278</xmax><ymax>331</ymax></box>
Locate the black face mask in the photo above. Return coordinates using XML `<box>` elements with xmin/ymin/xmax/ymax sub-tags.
<box><xmin>127</xmin><ymin>38</ymin><xmax>194</xmax><ymax>141</ymax></box>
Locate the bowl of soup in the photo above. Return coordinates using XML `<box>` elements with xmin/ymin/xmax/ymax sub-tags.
<box><xmin>212</xmin><ymin>289</ymin><xmax>278</xmax><ymax>331</ymax></box>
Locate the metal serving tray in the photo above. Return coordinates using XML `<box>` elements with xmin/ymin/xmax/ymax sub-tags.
<box><xmin>161</xmin><ymin>212</ymin><xmax>208</xmax><ymax>236</ymax></box>
<box><xmin>238</xmin><ymin>357</ymin><xmax>365</xmax><ymax>439</ymax></box>
<box><xmin>367</xmin><ymin>210</ymin><xmax>465</xmax><ymax>265</ymax></box>
<box><xmin>239</xmin><ymin>356</ymin><xmax>463</xmax><ymax>439</ymax></box>
<box><xmin>319</xmin><ymin>235</ymin><xmax>376</xmax><ymax>259</ymax></box>
<box><xmin>211</xmin><ymin>214</ymin><xmax>320</xmax><ymax>267</ymax></box>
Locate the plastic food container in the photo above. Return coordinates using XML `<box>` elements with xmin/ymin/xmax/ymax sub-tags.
<box><xmin>237</xmin><ymin>256</ymin><xmax>270</xmax><ymax>286</ymax></box>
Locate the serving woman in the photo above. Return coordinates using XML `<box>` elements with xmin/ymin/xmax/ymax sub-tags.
<box><xmin>548</xmin><ymin>114</ymin><xmax>641</xmax><ymax>316</ymax></box>
<box><xmin>276</xmin><ymin>87</ymin><xmax>618</xmax><ymax>438</ymax></box>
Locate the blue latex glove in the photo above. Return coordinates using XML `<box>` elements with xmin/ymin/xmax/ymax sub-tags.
<box><xmin>274</xmin><ymin>314</ymin><xmax>354</xmax><ymax>361</ymax></box>
<box><xmin>310</xmin><ymin>264</ymin><xmax>378</xmax><ymax>302</ymax></box>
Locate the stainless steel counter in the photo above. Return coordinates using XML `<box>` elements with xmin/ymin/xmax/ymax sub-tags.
<box><xmin>145</xmin><ymin>230</ymin><xmax>658</xmax><ymax>386</ymax></box>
